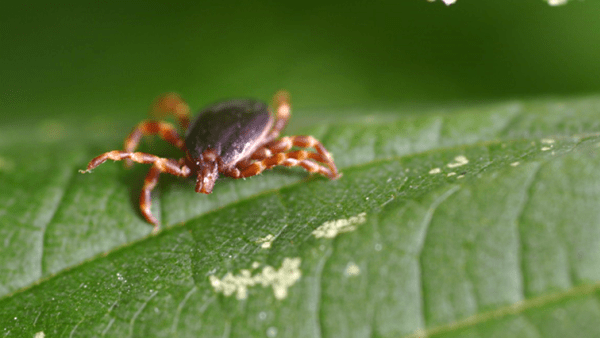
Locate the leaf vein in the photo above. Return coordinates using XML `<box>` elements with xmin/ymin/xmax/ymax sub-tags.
<box><xmin>39</xmin><ymin>164</ymin><xmax>78</xmax><ymax>277</ymax></box>
<box><xmin>101</xmin><ymin>317</ymin><xmax>115</xmax><ymax>337</ymax></box>
<box><xmin>515</xmin><ymin>162</ymin><xmax>543</xmax><ymax>299</ymax></box>
<box><xmin>69</xmin><ymin>317</ymin><xmax>85</xmax><ymax>338</ymax></box>
<box><xmin>128</xmin><ymin>290</ymin><xmax>158</xmax><ymax>338</ymax></box>
<box><xmin>221</xmin><ymin>320</ymin><xmax>231</xmax><ymax>338</ymax></box>
<box><xmin>314</xmin><ymin>246</ymin><xmax>333</xmax><ymax>338</ymax></box>
<box><xmin>417</xmin><ymin>185</ymin><xmax>461</xmax><ymax>329</ymax></box>
<box><xmin>171</xmin><ymin>285</ymin><xmax>198</xmax><ymax>334</ymax></box>
<box><xmin>401</xmin><ymin>281</ymin><xmax>600</xmax><ymax>338</ymax></box>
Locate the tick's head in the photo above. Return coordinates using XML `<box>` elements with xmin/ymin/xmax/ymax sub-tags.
<box><xmin>192</xmin><ymin>148</ymin><xmax>220</xmax><ymax>194</ymax></box>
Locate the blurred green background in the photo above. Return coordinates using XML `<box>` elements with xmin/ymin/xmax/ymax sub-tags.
<box><xmin>2</xmin><ymin>0</ymin><xmax>600</xmax><ymax>126</ymax></box>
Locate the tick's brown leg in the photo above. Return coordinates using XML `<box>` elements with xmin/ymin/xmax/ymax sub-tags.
<box><xmin>123</xmin><ymin>121</ymin><xmax>186</xmax><ymax>167</ymax></box>
<box><xmin>123</xmin><ymin>93</ymin><xmax>191</xmax><ymax>167</ymax></box>
<box><xmin>140</xmin><ymin>165</ymin><xmax>161</xmax><ymax>227</ymax></box>
<box><xmin>264</xmin><ymin>90</ymin><xmax>291</xmax><ymax>142</ymax></box>
<box><xmin>79</xmin><ymin>150</ymin><xmax>191</xmax><ymax>178</ymax></box>
<box><xmin>81</xmin><ymin>152</ymin><xmax>191</xmax><ymax>229</ymax></box>
<box><xmin>139</xmin><ymin>159</ymin><xmax>191</xmax><ymax>230</ymax></box>
<box><xmin>249</xmin><ymin>135</ymin><xmax>339</xmax><ymax>178</ymax></box>
<box><xmin>226</xmin><ymin>150</ymin><xmax>336</xmax><ymax>179</ymax></box>
<box><xmin>149</xmin><ymin>93</ymin><xmax>191</xmax><ymax>131</ymax></box>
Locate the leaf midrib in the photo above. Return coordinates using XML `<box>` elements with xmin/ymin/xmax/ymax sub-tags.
<box><xmin>4</xmin><ymin>132</ymin><xmax>589</xmax><ymax>302</ymax></box>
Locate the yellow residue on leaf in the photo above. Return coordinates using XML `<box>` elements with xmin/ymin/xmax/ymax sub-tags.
<box><xmin>541</xmin><ymin>138</ymin><xmax>555</xmax><ymax>144</ymax></box>
<box><xmin>209</xmin><ymin>257</ymin><xmax>302</xmax><ymax>300</ymax></box>
<box><xmin>256</xmin><ymin>234</ymin><xmax>275</xmax><ymax>249</ymax></box>
<box><xmin>447</xmin><ymin>155</ymin><xmax>469</xmax><ymax>168</ymax></box>
<box><xmin>344</xmin><ymin>262</ymin><xmax>361</xmax><ymax>277</ymax></box>
<box><xmin>312</xmin><ymin>213</ymin><xmax>367</xmax><ymax>239</ymax></box>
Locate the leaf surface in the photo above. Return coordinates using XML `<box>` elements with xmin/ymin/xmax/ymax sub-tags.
<box><xmin>1</xmin><ymin>97</ymin><xmax>600</xmax><ymax>337</ymax></box>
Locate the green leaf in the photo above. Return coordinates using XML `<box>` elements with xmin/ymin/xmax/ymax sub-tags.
<box><xmin>2</xmin><ymin>96</ymin><xmax>600</xmax><ymax>337</ymax></box>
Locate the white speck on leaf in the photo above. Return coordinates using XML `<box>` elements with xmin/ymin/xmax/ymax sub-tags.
<box><xmin>256</xmin><ymin>234</ymin><xmax>275</xmax><ymax>249</ymax></box>
<box><xmin>447</xmin><ymin>155</ymin><xmax>469</xmax><ymax>168</ymax></box>
<box><xmin>511</xmin><ymin>161</ymin><xmax>520</xmax><ymax>167</ymax></box>
<box><xmin>344</xmin><ymin>262</ymin><xmax>361</xmax><ymax>277</ymax></box>
<box><xmin>209</xmin><ymin>257</ymin><xmax>302</xmax><ymax>300</ymax></box>
<box><xmin>312</xmin><ymin>213</ymin><xmax>367</xmax><ymax>239</ymax></box>
<box><xmin>267</xmin><ymin>327</ymin><xmax>278</xmax><ymax>337</ymax></box>
<box><xmin>541</xmin><ymin>138</ymin><xmax>555</xmax><ymax>144</ymax></box>
<box><xmin>429</xmin><ymin>167</ymin><xmax>441</xmax><ymax>174</ymax></box>
<box><xmin>34</xmin><ymin>332</ymin><xmax>45</xmax><ymax>338</ymax></box>
<box><xmin>541</xmin><ymin>146</ymin><xmax>552</xmax><ymax>151</ymax></box>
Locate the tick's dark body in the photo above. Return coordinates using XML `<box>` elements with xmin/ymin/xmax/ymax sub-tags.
<box><xmin>81</xmin><ymin>91</ymin><xmax>339</xmax><ymax>231</ymax></box>
<box><xmin>186</xmin><ymin>99</ymin><xmax>271</xmax><ymax>167</ymax></box>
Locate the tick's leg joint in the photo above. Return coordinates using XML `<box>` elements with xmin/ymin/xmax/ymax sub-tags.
<box><xmin>139</xmin><ymin>159</ymin><xmax>191</xmax><ymax>228</ymax></box>
<box><xmin>120</xmin><ymin>93</ymin><xmax>190</xmax><ymax>168</ymax></box>
<box><xmin>265</xmin><ymin>91</ymin><xmax>291</xmax><ymax>142</ymax></box>
<box><xmin>149</xmin><ymin>93</ymin><xmax>191</xmax><ymax>131</ymax></box>
<box><xmin>230</xmin><ymin>133</ymin><xmax>340</xmax><ymax>180</ymax></box>
<box><xmin>273</xmin><ymin>90</ymin><xmax>291</xmax><ymax>121</ymax></box>
<box><xmin>247</xmin><ymin>135</ymin><xmax>339</xmax><ymax>179</ymax></box>
<box><xmin>123</xmin><ymin>120</ymin><xmax>186</xmax><ymax>167</ymax></box>
<box><xmin>231</xmin><ymin>150</ymin><xmax>337</xmax><ymax>179</ymax></box>
<box><xmin>79</xmin><ymin>149</ymin><xmax>191</xmax><ymax>229</ymax></box>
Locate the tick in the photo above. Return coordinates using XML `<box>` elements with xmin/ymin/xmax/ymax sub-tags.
<box><xmin>80</xmin><ymin>91</ymin><xmax>340</xmax><ymax>231</ymax></box>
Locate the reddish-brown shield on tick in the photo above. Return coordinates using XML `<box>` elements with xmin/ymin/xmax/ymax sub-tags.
<box><xmin>80</xmin><ymin>91</ymin><xmax>340</xmax><ymax>231</ymax></box>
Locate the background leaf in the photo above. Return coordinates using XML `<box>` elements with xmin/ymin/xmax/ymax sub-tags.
<box><xmin>3</xmin><ymin>1</ymin><xmax>600</xmax><ymax>124</ymax></box>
